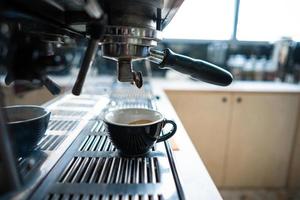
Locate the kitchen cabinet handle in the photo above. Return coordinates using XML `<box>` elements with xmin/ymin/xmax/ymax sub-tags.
<box><xmin>236</xmin><ymin>97</ymin><xmax>242</xmax><ymax>103</ymax></box>
<box><xmin>222</xmin><ymin>97</ymin><xmax>227</xmax><ymax>103</ymax></box>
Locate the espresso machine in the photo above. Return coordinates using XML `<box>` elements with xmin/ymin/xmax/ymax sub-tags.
<box><xmin>0</xmin><ymin>0</ymin><xmax>232</xmax><ymax>199</ymax></box>
<box><xmin>0</xmin><ymin>0</ymin><xmax>232</xmax><ymax>96</ymax></box>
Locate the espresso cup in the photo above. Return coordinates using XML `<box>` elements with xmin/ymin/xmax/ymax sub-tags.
<box><xmin>103</xmin><ymin>108</ymin><xmax>177</xmax><ymax>155</ymax></box>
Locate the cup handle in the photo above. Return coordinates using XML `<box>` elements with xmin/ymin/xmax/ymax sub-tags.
<box><xmin>157</xmin><ymin>119</ymin><xmax>177</xmax><ymax>143</ymax></box>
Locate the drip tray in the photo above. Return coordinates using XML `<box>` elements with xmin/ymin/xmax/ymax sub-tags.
<box><xmin>30</xmin><ymin>121</ymin><xmax>182</xmax><ymax>200</ymax></box>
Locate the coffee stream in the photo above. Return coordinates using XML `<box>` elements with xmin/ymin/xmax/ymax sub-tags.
<box><xmin>128</xmin><ymin>119</ymin><xmax>153</xmax><ymax>125</ymax></box>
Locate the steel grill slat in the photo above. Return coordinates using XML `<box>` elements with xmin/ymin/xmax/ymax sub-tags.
<box><xmin>58</xmin><ymin>157</ymin><xmax>76</xmax><ymax>182</ymax></box>
<box><xmin>65</xmin><ymin>157</ymin><xmax>83</xmax><ymax>183</ymax></box>
<box><xmin>102</xmin><ymin>196</ymin><xmax>109</xmax><ymax>200</ymax></box>
<box><xmin>61</xmin><ymin>194</ymin><xmax>70</xmax><ymax>200</ymax></box>
<box><xmin>106</xmin><ymin>141</ymin><xmax>112</xmax><ymax>151</ymax></box>
<box><xmin>106</xmin><ymin>158</ymin><xmax>116</xmax><ymax>183</ymax></box>
<box><xmin>80</xmin><ymin>157</ymin><xmax>96</xmax><ymax>183</ymax></box>
<box><xmin>97</xmin><ymin>158</ymin><xmax>110</xmax><ymax>183</ymax></box>
<box><xmin>44</xmin><ymin>194</ymin><xmax>52</xmax><ymax>200</ymax></box>
<box><xmin>65</xmin><ymin>121</ymin><xmax>74</xmax><ymax>131</ymax></box>
<box><xmin>146</xmin><ymin>158</ymin><xmax>152</xmax><ymax>183</ymax></box>
<box><xmin>47</xmin><ymin>121</ymin><xmax>54</xmax><ymax>130</ymax></box>
<box><xmin>76</xmin><ymin>158</ymin><xmax>94</xmax><ymax>183</ymax></box>
<box><xmin>73</xmin><ymin>157</ymin><xmax>90</xmax><ymax>183</ymax></box>
<box><xmin>100</xmin><ymin>124</ymin><xmax>106</xmax><ymax>132</ymax></box>
<box><xmin>111</xmin><ymin>158</ymin><xmax>120</xmax><ymax>183</ymax></box>
<box><xmin>42</xmin><ymin>135</ymin><xmax>59</xmax><ymax>150</ymax></box>
<box><xmin>57</xmin><ymin>121</ymin><xmax>67</xmax><ymax>130</ymax></box>
<box><xmin>79</xmin><ymin>135</ymin><xmax>116</xmax><ymax>152</ymax></box>
<box><xmin>94</xmin><ymin>136</ymin><xmax>104</xmax><ymax>151</ymax></box>
<box><xmin>51</xmin><ymin>194</ymin><xmax>60</xmax><ymax>200</ymax></box>
<box><xmin>150</xmin><ymin>158</ymin><xmax>155</xmax><ymax>183</ymax></box>
<box><xmin>154</xmin><ymin>158</ymin><xmax>160</xmax><ymax>183</ymax></box>
<box><xmin>91</xmin><ymin>121</ymin><xmax>98</xmax><ymax>132</ymax></box>
<box><xmin>46</xmin><ymin>194</ymin><xmax>163</xmax><ymax>200</ymax></box>
<box><xmin>48</xmin><ymin>135</ymin><xmax>65</xmax><ymax>151</ymax></box>
<box><xmin>54</xmin><ymin>120</ymin><xmax>65</xmax><ymax>131</ymax></box>
<box><xmin>133</xmin><ymin>195</ymin><xmax>139</xmax><ymax>200</ymax></box>
<box><xmin>70</xmin><ymin>121</ymin><xmax>78</xmax><ymax>131</ymax></box>
<box><xmin>126</xmin><ymin>159</ymin><xmax>132</xmax><ymax>184</ymax></box>
<box><xmin>83</xmin><ymin>136</ymin><xmax>95</xmax><ymax>151</ymax></box>
<box><xmin>96</xmin><ymin>136</ymin><xmax>105</xmax><ymax>151</ymax></box>
<box><xmin>72</xmin><ymin>194</ymin><xmax>80</xmax><ymax>200</ymax></box>
<box><xmin>100</xmin><ymin>137</ymin><xmax>109</xmax><ymax>151</ymax></box>
<box><xmin>135</xmin><ymin>159</ymin><xmax>140</xmax><ymax>184</ymax></box>
<box><xmin>142</xmin><ymin>158</ymin><xmax>147</xmax><ymax>183</ymax></box>
<box><xmin>41</xmin><ymin>135</ymin><xmax>56</xmax><ymax>150</ymax></box>
<box><xmin>123</xmin><ymin>159</ymin><xmax>129</xmax><ymax>184</ymax></box>
<box><xmin>115</xmin><ymin>158</ymin><xmax>122</xmax><ymax>183</ymax></box>
<box><xmin>90</xmin><ymin>136</ymin><xmax>101</xmax><ymax>151</ymax></box>
<box><xmin>62</xmin><ymin>121</ymin><xmax>71</xmax><ymax>131</ymax></box>
<box><xmin>48</xmin><ymin>120</ymin><xmax>79</xmax><ymax>131</ymax></box>
<box><xmin>51</xmin><ymin>110</ymin><xmax>87</xmax><ymax>117</ymax></box>
<box><xmin>91</xmin><ymin>195</ymin><xmax>98</xmax><ymax>200</ymax></box>
<box><xmin>95</xmin><ymin>122</ymin><xmax>103</xmax><ymax>132</ymax></box>
<box><xmin>50</xmin><ymin>121</ymin><xmax>58</xmax><ymax>130</ymax></box>
<box><xmin>37</xmin><ymin>135</ymin><xmax>51</xmax><ymax>147</ymax></box>
<box><xmin>81</xmin><ymin>194</ymin><xmax>89</xmax><ymax>200</ymax></box>
<box><xmin>111</xmin><ymin>195</ymin><xmax>118</xmax><ymax>200</ymax></box>
<box><xmin>108</xmin><ymin>143</ymin><xmax>114</xmax><ymax>151</ymax></box>
<box><xmin>39</xmin><ymin>135</ymin><xmax>54</xmax><ymax>149</ymax></box>
<box><xmin>153</xmin><ymin>195</ymin><xmax>158</xmax><ymax>200</ymax></box>
<box><xmin>88</xmin><ymin>158</ymin><xmax>102</xmax><ymax>183</ymax></box>
<box><xmin>79</xmin><ymin>136</ymin><xmax>90</xmax><ymax>151</ymax></box>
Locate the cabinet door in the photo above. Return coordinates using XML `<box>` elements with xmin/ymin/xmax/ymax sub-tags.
<box><xmin>225</xmin><ymin>93</ymin><xmax>299</xmax><ymax>187</ymax></box>
<box><xmin>288</xmin><ymin>122</ymin><xmax>300</xmax><ymax>188</ymax></box>
<box><xmin>166</xmin><ymin>91</ymin><xmax>232</xmax><ymax>186</ymax></box>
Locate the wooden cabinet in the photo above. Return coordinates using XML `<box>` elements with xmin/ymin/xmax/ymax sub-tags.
<box><xmin>166</xmin><ymin>91</ymin><xmax>232</xmax><ymax>186</ymax></box>
<box><xmin>166</xmin><ymin>90</ymin><xmax>300</xmax><ymax>188</ymax></box>
<box><xmin>225</xmin><ymin>93</ymin><xmax>299</xmax><ymax>187</ymax></box>
<box><xmin>288</xmin><ymin>118</ymin><xmax>300</xmax><ymax>188</ymax></box>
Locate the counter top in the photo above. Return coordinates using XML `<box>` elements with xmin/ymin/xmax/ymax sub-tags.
<box><xmin>153</xmin><ymin>85</ymin><xmax>222</xmax><ymax>200</ymax></box>
<box><xmin>2</xmin><ymin>74</ymin><xmax>300</xmax><ymax>93</ymax></box>
<box><xmin>152</xmin><ymin>78</ymin><xmax>300</xmax><ymax>93</ymax></box>
<box><xmin>45</xmin><ymin>75</ymin><xmax>300</xmax><ymax>93</ymax></box>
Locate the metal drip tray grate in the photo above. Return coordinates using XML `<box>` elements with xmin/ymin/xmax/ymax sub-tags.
<box><xmin>58</xmin><ymin>102</ymin><xmax>94</xmax><ymax>108</ymax></box>
<box><xmin>108</xmin><ymin>100</ymin><xmax>154</xmax><ymax>110</ymax></box>
<box><xmin>51</xmin><ymin>110</ymin><xmax>88</xmax><ymax>118</ymax></box>
<box><xmin>31</xmin><ymin>120</ymin><xmax>182</xmax><ymax>200</ymax></box>
<box><xmin>30</xmin><ymin>85</ymin><xmax>183</xmax><ymax>200</ymax></box>
<box><xmin>45</xmin><ymin>193</ymin><xmax>164</xmax><ymax>200</ymax></box>
<box><xmin>58</xmin><ymin>157</ymin><xmax>160</xmax><ymax>184</ymax></box>
<box><xmin>48</xmin><ymin>120</ymin><xmax>79</xmax><ymax>131</ymax></box>
<box><xmin>38</xmin><ymin>134</ymin><xmax>66</xmax><ymax>151</ymax></box>
<box><xmin>91</xmin><ymin>121</ymin><xmax>106</xmax><ymax>133</ymax></box>
<box><xmin>79</xmin><ymin>135</ymin><xmax>116</xmax><ymax>152</ymax></box>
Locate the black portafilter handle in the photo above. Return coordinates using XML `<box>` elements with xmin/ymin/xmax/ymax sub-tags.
<box><xmin>150</xmin><ymin>48</ymin><xmax>233</xmax><ymax>86</ymax></box>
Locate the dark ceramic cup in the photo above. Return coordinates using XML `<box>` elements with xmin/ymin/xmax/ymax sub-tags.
<box><xmin>104</xmin><ymin>108</ymin><xmax>177</xmax><ymax>156</ymax></box>
<box><xmin>3</xmin><ymin>105</ymin><xmax>51</xmax><ymax>158</ymax></box>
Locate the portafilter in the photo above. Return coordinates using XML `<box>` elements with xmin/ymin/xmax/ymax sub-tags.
<box><xmin>71</xmin><ymin>0</ymin><xmax>233</xmax><ymax>95</ymax></box>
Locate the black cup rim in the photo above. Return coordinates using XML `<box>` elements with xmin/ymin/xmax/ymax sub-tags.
<box><xmin>104</xmin><ymin>108</ymin><xmax>164</xmax><ymax>127</ymax></box>
<box><xmin>3</xmin><ymin>105</ymin><xmax>51</xmax><ymax>125</ymax></box>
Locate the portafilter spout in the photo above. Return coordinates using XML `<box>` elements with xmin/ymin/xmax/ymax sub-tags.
<box><xmin>117</xmin><ymin>59</ymin><xmax>143</xmax><ymax>88</ymax></box>
<box><xmin>149</xmin><ymin>48</ymin><xmax>233</xmax><ymax>86</ymax></box>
